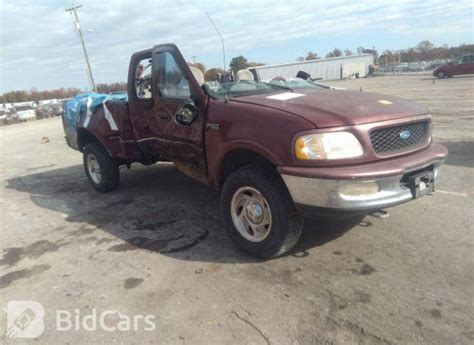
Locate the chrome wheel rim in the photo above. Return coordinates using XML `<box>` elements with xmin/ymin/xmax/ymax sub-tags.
<box><xmin>87</xmin><ymin>153</ymin><xmax>102</xmax><ymax>184</ymax></box>
<box><xmin>230</xmin><ymin>186</ymin><xmax>272</xmax><ymax>242</ymax></box>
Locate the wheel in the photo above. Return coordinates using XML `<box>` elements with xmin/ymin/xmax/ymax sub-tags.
<box><xmin>83</xmin><ymin>142</ymin><xmax>119</xmax><ymax>192</ymax></box>
<box><xmin>220</xmin><ymin>166</ymin><xmax>303</xmax><ymax>259</ymax></box>
<box><xmin>437</xmin><ymin>71</ymin><xmax>446</xmax><ymax>79</ymax></box>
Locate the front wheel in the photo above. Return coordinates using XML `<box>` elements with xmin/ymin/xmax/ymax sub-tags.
<box><xmin>220</xmin><ymin>166</ymin><xmax>303</xmax><ymax>259</ymax></box>
<box><xmin>83</xmin><ymin>142</ymin><xmax>119</xmax><ymax>193</ymax></box>
<box><xmin>437</xmin><ymin>70</ymin><xmax>446</xmax><ymax>78</ymax></box>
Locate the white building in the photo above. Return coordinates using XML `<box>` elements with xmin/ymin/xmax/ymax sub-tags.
<box><xmin>249</xmin><ymin>54</ymin><xmax>374</xmax><ymax>81</ymax></box>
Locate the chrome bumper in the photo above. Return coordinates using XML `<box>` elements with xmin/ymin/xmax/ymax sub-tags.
<box><xmin>281</xmin><ymin>166</ymin><xmax>441</xmax><ymax>211</ymax></box>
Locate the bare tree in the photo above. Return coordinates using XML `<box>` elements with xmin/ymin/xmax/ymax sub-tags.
<box><xmin>297</xmin><ymin>51</ymin><xmax>320</xmax><ymax>61</ymax></box>
<box><xmin>306</xmin><ymin>51</ymin><xmax>319</xmax><ymax>60</ymax></box>
<box><xmin>325</xmin><ymin>48</ymin><xmax>342</xmax><ymax>58</ymax></box>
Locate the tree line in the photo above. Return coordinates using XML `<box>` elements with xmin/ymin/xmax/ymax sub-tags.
<box><xmin>0</xmin><ymin>83</ymin><xmax>128</xmax><ymax>104</ymax></box>
<box><xmin>297</xmin><ymin>41</ymin><xmax>474</xmax><ymax>64</ymax></box>
<box><xmin>0</xmin><ymin>87</ymin><xmax>83</xmax><ymax>104</ymax></box>
<box><xmin>379</xmin><ymin>41</ymin><xmax>474</xmax><ymax>64</ymax></box>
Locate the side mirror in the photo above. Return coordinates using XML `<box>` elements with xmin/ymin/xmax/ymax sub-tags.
<box><xmin>174</xmin><ymin>102</ymin><xmax>198</xmax><ymax>127</ymax></box>
<box><xmin>296</xmin><ymin>71</ymin><xmax>311</xmax><ymax>80</ymax></box>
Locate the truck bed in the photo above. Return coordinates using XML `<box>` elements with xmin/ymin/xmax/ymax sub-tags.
<box><xmin>63</xmin><ymin>92</ymin><xmax>143</xmax><ymax>162</ymax></box>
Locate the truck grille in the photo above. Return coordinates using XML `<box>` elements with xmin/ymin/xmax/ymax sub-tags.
<box><xmin>370</xmin><ymin>121</ymin><xmax>429</xmax><ymax>155</ymax></box>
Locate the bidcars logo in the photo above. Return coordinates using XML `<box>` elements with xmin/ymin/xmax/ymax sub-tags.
<box><xmin>400</xmin><ymin>130</ymin><xmax>411</xmax><ymax>140</ymax></box>
<box><xmin>6</xmin><ymin>301</ymin><xmax>45</xmax><ymax>338</ymax></box>
<box><xmin>5</xmin><ymin>300</ymin><xmax>157</xmax><ymax>338</ymax></box>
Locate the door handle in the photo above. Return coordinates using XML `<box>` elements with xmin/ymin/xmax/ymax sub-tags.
<box><xmin>158</xmin><ymin>112</ymin><xmax>170</xmax><ymax>120</ymax></box>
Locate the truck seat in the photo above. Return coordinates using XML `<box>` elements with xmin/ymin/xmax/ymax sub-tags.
<box><xmin>237</xmin><ymin>69</ymin><xmax>254</xmax><ymax>81</ymax></box>
<box><xmin>189</xmin><ymin>66</ymin><xmax>205</xmax><ymax>86</ymax></box>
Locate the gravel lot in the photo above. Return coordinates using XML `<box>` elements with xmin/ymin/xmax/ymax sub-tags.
<box><xmin>1</xmin><ymin>74</ymin><xmax>473</xmax><ymax>344</ymax></box>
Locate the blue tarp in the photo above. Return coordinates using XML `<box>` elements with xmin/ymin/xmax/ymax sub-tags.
<box><xmin>63</xmin><ymin>92</ymin><xmax>127</xmax><ymax>132</ymax></box>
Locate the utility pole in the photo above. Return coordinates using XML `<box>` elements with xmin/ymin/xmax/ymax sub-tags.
<box><xmin>66</xmin><ymin>5</ymin><xmax>96</xmax><ymax>92</ymax></box>
<box><xmin>191</xmin><ymin>56</ymin><xmax>197</xmax><ymax>64</ymax></box>
<box><xmin>205</xmin><ymin>11</ymin><xmax>226</xmax><ymax>72</ymax></box>
<box><xmin>85</xmin><ymin>68</ymin><xmax>93</xmax><ymax>90</ymax></box>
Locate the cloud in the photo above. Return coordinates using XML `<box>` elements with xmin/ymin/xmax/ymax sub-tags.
<box><xmin>0</xmin><ymin>0</ymin><xmax>472</xmax><ymax>92</ymax></box>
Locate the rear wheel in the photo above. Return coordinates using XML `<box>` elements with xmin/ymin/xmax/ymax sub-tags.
<box><xmin>83</xmin><ymin>142</ymin><xmax>119</xmax><ymax>192</ymax></box>
<box><xmin>221</xmin><ymin>166</ymin><xmax>303</xmax><ymax>259</ymax></box>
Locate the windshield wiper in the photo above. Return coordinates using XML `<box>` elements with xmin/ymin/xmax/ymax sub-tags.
<box><xmin>307</xmin><ymin>80</ymin><xmax>331</xmax><ymax>89</ymax></box>
<box><xmin>263</xmin><ymin>82</ymin><xmax>294</xmax><ymax>92</ymax></box>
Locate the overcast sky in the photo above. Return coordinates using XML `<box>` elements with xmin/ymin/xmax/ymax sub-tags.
<box><xmin>0</xmin><ymin>0</ymin><xmax>472</xmax><ymax>93</ymax></box>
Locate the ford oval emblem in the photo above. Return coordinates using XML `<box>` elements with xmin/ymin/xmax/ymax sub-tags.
<box><xmin>400</xmin><ymin>130</ymin><xmax>411</xmax><ymax>140</ymax></box>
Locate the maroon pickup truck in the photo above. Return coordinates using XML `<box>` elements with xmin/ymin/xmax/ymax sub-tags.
<box><xmin>63</xmin><ymin>44</ymin><xmax>448</xmax><ymax>258</ymax></box>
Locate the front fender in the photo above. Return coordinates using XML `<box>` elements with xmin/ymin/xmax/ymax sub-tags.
<box><xmin>204</xmin><ymin>98</ymin><xmax>315</xmax><ymax>188</ymax></box>
<box><xmin>209</xmin><ymin>140</ymin><xmax>284</xmax><ymax>187</ymax></box>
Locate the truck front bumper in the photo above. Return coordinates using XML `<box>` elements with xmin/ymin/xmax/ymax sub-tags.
<box><xmin>278</xmin><ymin>143</ymin><xmax>448</xmax><ymax>214</ymax></box>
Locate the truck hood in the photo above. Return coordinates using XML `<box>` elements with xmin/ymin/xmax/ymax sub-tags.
<box><xmin>231</xmin><ymin>89</ymin><xmax>428</xmax><ymax>128</ymax></box>
<box><xmin>433</xmin><ymin>64</ymin><xmax>449</xmax><ymax>72</ymax></box>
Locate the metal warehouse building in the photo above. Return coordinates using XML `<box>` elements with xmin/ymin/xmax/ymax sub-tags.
<box><xmin>250</xmin><ymin>54</ymin><xmax>374</xmax><ymax>81</ymax></box>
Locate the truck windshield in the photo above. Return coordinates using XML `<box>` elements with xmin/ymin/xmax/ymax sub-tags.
<box><xmin>449</xmin><ymin>56</ymin><xmax>463</xmax><ymax>64</ymax></box>
<box><xmin>203</xmin><ymin>78</ymin><xmax>325</xmax><ymax>99</ymax></box>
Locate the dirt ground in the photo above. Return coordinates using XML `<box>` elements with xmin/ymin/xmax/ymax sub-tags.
<box><xmin>0</xmin><ymin>74</ymin><xmax>473</xmax><ymax>344</ymax></box>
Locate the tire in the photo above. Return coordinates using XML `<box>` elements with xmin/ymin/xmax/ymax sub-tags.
<box><xmin>83</xmin><ymin>142</ymin><xmax>119</xmax><ymax>192</ymax></box>
<box><xmin>220</xmin><ymin>166</ymin><xmax>303</xmax><ymax>259</ymax></box>
<box><xmin>437</xmin><ymin>70</ymin><xmax>446</xmax><ymax>79</ymax></box>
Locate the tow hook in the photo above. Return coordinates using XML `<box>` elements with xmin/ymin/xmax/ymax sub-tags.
<box><xmin>370</xmin><ymin>209</ymin><xmax>390</xmax><ymax>219</ymax></box>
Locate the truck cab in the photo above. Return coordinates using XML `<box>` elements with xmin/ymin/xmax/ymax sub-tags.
<box><xmin>63</xmin><ymin>44</ymin><xmax>448</xmax><ymax>258</ymax></box>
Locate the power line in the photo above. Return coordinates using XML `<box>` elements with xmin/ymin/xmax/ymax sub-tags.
<box><xmin>66</xmin><ymin>5</ymin><xmax>96</xmax><ymax>92</ymax></box>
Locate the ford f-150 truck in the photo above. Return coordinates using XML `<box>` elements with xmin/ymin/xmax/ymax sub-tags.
<box><xmin>63</xmin><ymin>44</ymin><xmax>448</xmax><ymax>258</ymax></box>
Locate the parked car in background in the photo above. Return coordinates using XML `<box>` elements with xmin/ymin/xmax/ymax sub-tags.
<box><xmin>0</xmin><ymin>107</ymin><xmax>19</xmax><ymax>125</ymax></box>
<box><xmin>427</xmin><ymin>60</ymin><xmax>446</xmax><ymax>70</ymax></box>
<box><xmin>407</xmin><ymin>61</ymin><xmax>427</xmax><ymax>72</ymax></box>
<box><xmin>14</xmin><ymin>105</ymin><xmax>36</xmax><ymax>121</ymax></box>
<box><xmin>0</xmin><ymin>111</ymin><xmax>7</xmax><ymax>125</ymax></box>
<box><xmin>394</xmin><ymin>63</ymin><xmax>410</xmax><ymax>72</ymax></box>
<box><xmin>433</xmin><ymin>55</ymin><xmax>474</xmax><ymax>78</ymax></box>
<box><xmin>36</xmin><ymin>101</ymin><xmax>63</xmax><ymax>119</ymax></box>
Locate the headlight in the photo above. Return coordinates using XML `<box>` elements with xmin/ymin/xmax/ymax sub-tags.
<box><xmin>295</xmin><ymin>132</ymin><xmax>364</xmax><ymax>160</ymax></box>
